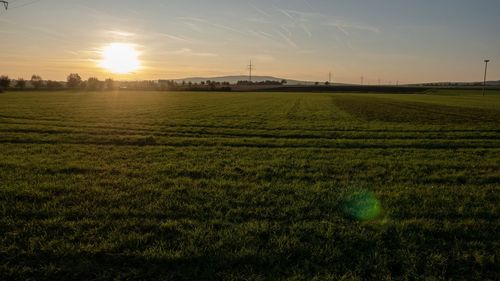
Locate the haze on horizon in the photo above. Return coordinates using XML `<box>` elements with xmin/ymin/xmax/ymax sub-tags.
<box><xmin>1</xmin><ymin>0</ymin><xmax>499</xmax><ymax>84</ymax></box>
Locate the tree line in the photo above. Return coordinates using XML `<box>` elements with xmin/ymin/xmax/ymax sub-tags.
<box><xmin>0</xmin><ymin>74</ymin><xmax>116</xmax><ymax>91</ymax></box>
<box><xmin>0</xmin><ymin>73</ymin><xmax>289</xmax><ymax>92</ymax></box>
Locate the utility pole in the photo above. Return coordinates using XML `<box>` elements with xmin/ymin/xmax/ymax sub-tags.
<box><xmin>360</xmin><ymin>76</ymin><xmax>364</xmax><ymax>86</ymax></box>
<box><xmin>329</xmin><ymin>72</ymin><xmax>332</xmax><ymax>84</ymax></box>
<box><xmin>483</xmin><ymin>60</ymin><xmax>490</xmax><ymax>96</ymax></box>
<box><xmin>248</xmin><ymin>60</ymin><xmax>254</xmax><ymax>82</ymax></box>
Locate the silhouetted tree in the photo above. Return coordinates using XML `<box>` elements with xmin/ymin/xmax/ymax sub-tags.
<box><xmin>15</xmin><ymin>78</ymin><xmax>27</xmax><ymax>90</ymax></box>
<box><xmin>46</xmin><ymin>80</ymin><xmax>63</xmax><ymax>90</ymax></box>
<box><xmin>236</xmin><ymin>81</ymin><xmax>252</xmax><ymax>86</ymax></box>
<box><xmin>67</xmin><ymin>73</ymin><xmax>82</xmax><ymax>89</ymax></box>
<box><xmin>281</xmin><ymin>80</ymin><xmax>287</xmax><ymax>85</ymax></box>
<box><xmin>31</xmin><ymin>75</ymin><xmax>44</xmax><ymax>89</ymax></box>
<box><xmin>104</xmin><ymin>78</ymin><xmax>115</xmax><ymax>90</ymax></box>
<box><xmin>86</xmin><ymin>77</ymin><xmax>103</xmax><ymax>91</ymax></box>
<box><xmin>158</xmin><ymin>80</ymin><xmax>176</xmax><ymax>91</ymax></box>
<box><xmin>0</xmin><ymin>75</ymin><xmax>11</xmax><ymax>90</ymax></box>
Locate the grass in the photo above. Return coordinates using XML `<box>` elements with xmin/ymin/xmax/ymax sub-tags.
<box><xmin>0</xmin><ymin>90</ymin><xmax>499</xmax><ymax>280</ymax></box>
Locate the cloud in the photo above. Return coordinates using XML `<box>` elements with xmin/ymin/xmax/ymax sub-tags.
<box><xmin>326</xmin><ymin>20</ymin><xmax>381</xmax><ymax>35</ymax></box>
<box><xmin>252</xmin><ymin>55</ymin><xmax>276</xmax><ymax>63</ymax></box>
<box><xmin>177</xmin><ymin>17</ymin><xmax>244</xmax><ymax>35</ymax></box>
<box><xmin>273</xmin><ymin>8</ymin><xmax>380</xmax><ymax>38</ymax></box>
<box><xmin>248</xmin><ymin>29</ymin><xmax>274</xmax><ymax>40</ymax></box>
<box><xmin>154</xmin><ymin>32</ymin><xmax>192</xmax><ymax>43</ymax></box>
<box><xmin>106</xmin><ymin>30</ymin><xmax>135</xmax><ymax>37</ymax></box>
<box><xmin>276</xmin><ymin>30</ymin><xmax>298</xmax><ymax>48</ymax></box>
<box><xmin>247</xmin><ymin>1</ymin><xmax>271</xmax><ymax>18</ymax></box>
<box><xmin>273</xmin><ymin>9</ymin><xmax>321</xmax><ymax>39</ymax></box>
<box><xmin>163</xmin><ymin>48</ymin><xmax>218</xmax><ymax>57</ymax></box>
<box><xmin>246</xmin><ymin>17</ymin><xmax>273</xmax><ymax>24</ymax></box>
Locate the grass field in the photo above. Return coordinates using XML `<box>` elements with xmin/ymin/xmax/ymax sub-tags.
<box><xmin>0</xmin><ymin>90</ymin><xmax>499</xmax><ymax>280</ymax></box>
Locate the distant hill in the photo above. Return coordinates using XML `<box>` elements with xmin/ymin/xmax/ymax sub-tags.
<box><xmin>169</xmin><ymin>75</ymin><xmax>325</xmax><ymax>85</ymax></box>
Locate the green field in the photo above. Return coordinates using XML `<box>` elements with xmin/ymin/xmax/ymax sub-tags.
<box><xmin>0</xmin><ymin>90</ymin><xmax>499</xmax><ymax>280</ymax></box>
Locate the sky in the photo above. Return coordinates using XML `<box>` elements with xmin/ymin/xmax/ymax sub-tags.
<box><xmin>1</xmin><ymin>0</ymin><xmax>499</xmax><ymax>84</ymax></box>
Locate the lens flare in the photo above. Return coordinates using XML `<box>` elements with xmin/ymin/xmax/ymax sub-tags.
<box><xmin>343</xmin><ymin>190</ymin><xmax>382</xmax><ymax>221</ymax></box>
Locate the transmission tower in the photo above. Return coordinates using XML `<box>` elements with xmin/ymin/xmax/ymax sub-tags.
<box><xmin>247</xmin><ymin>60</ymin><xmax>254</xmax><ymax>82</ymax></box>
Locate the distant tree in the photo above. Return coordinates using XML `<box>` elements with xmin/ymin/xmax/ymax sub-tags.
<box><xmin>15</xmin><ymin>78</ymin><xmax>27</xmax><ymax>90</ymax></box>
<box><xmin>31</xmin><ymin>75</ymin><xmax>44</xmax><ymax>89</ymax></box>
<box><xmin>80</xmin><ymin>81</ymin><xmax>87</xmax><ymax>90</ymax></box>
<box><xmin>325</xmin><ymin>81</ymin><xmax>330</xmax><ymax>85</ymax></box>
<box><xmin>104</xmin><ymin>78</ymin><xmax>115</xmax><ymax>90</ymax></box>
<box><xmin>0</xmin><ymin>75</ymin><xmax>11</xmax><ymax>90</ymax></box>
<box><xmin>86</xmin><ymin>77</ymin><xmax>103</xmax><ymax>91</ymax></box>
<box><xmin>67</xmin><ymin>73</ymin><xmax>82</xmax><ymax>89</ymax></box>
<box><xmin>236</xmin><ymin>80</ymin><xmax>252</xmax><ymax>86</ymax></box>
<box><xmin>158</xmin><ymin>80</ymin><xmax>176</xmax><ymax>91</ymax></box>
<box><xmin>200</xmin><ymin>81</ymin><xmax>205</xmax><ymax>86</ymax></box>
<box><xmin>46</xmin><ymin>80</ymin><xmax>63</xmax><ymax>90</ymax></box>
<box><xmin>281</xmin><ymin>79</ymin><xmax>287</xmax><ymax>85</ymax></box>
<box><xmin>314</xmin><ymin>82</ymin><xmax>319</xmax><ymax>86</ymax></box>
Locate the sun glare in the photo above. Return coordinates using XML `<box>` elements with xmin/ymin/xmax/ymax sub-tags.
<box><xmin>100</xmin><ymin>43</ymin><xmax>140</xmax><ymax>74</ymax></box>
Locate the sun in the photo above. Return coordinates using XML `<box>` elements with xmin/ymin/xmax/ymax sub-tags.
<box><xmin>99</xmin><ymin>43</ymin><xmax>141</xmax><ymax>74</ymax></box>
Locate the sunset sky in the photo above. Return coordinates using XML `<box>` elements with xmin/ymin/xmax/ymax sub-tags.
<box><xmin>1</xmin><ymin>0</ymin><xmax>499</xmax><ymax>84</ymax></box>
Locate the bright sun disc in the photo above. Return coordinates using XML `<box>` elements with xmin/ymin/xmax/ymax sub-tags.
<box><xmin>100</xmin><ymin>43</ymin><xmax>140</xmax><ymax>74</ymax></box>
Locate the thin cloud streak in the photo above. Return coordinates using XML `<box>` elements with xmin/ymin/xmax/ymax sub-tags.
<box><xmin>247</xmin><ymin>1</ymin><xmax>271</xmax><ymax>18</ymax></box>
<box><xmin>326</xmin><ymin>20</ymin><xmax>381</xmax><ymax>35</ymax></box>
<box><xmin>162</xmin><ymin>48</ymin><xmax>218</xmax><ymax>57</ymax></box>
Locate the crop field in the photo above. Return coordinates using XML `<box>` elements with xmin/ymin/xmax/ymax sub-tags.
<box><xmin>0</xmin><ymin>90</ymin><xmax>499</xmax><ymax>280</ymax></box>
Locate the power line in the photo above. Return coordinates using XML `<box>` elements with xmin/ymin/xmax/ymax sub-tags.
<box><xmin>9</xmin><ymin>0</ymin><xmax>41</xmax><ymax>10</ymax></box>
